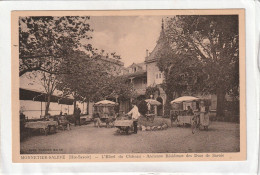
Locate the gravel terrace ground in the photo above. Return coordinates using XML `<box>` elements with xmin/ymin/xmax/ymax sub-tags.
<box><xmin>20</xmin><ymin>120</ymin><xmax>240</xmax><ymax>154</ymax></box>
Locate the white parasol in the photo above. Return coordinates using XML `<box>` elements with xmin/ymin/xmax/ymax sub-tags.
<box><xmin>94</xmin><ymin>100</ymin><xmax>117</xmax><ymax>106</ymax></box>
<box><xmin>170</xmin><ymin>96</ymin><xmax>200</xmax><ymax>104</ymax></box>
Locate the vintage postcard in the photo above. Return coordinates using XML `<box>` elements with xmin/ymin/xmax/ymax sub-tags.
<box><xmin>12</xmin><ymin>9</ymin><xmax>246</xmax><ymax>163</ymax></box>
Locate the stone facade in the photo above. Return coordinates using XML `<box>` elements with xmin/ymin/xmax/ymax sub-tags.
<box><xmin>146</xmin><ymin>62</ymin><xmax>163</xmax><ymax>86</ymax></box>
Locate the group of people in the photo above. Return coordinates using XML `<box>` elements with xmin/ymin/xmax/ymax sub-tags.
<box><xmin>73</xmin><ymin>100</ymin><xmax>209</xmax><ymax>133</ymax></box>
<box><xmin>170</xmin><ymin>101</ymin><xmax>210</xmax><ymax>130</ymax></box>
<box><xmin>188</xmin><ymin>101</ymin><xmax>210</xmax><ymax>130</ymax></box>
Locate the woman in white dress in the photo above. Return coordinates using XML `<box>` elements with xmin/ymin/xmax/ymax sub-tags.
<box><xmin>199</xmin><ymin>101</ymin><xmax>209</xmax><ymax>130</ymax></box>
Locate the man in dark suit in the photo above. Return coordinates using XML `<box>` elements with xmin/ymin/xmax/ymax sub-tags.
<box><xmin>74</xmin><ymin>105</ymin><xmax>81</xmax><ymax>126</ymax></box>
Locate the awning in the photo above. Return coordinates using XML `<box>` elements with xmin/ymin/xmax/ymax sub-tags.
<box><xmin>19</xmin><ymin>88</ymin><xmax>74</xmax><ymax>105</ymax></box>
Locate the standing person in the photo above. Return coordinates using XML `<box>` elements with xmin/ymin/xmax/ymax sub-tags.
<box><xmin>199</xmin><ymin>101</ymin><xmax>209</xmax><ymax>130</ymax></box>
<box><xmin>171</xmin><ymin>111</ymin><xmax>178</xmax><ymax>127</ymax></box>
<box><xmin>93</xmin><ymin>112</ymin><xmax>101</xmax><ymax>128</ymax></box>
<box><xmin>74</xmin><ymin>104</ymin><xmax>81</xmax><ymax>126</ymax></box>
<box><xmin>127</xmin><ymin>101</ymin><xmax>140</xmax><ymax>134</ymax></box>
<box><xmin>187</xmin><ymin>106</ymin><xmax>194</xmax><ymax>115</ymax></box>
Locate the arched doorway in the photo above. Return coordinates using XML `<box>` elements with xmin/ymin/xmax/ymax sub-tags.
<box><xmin>156</xmin><ymin>96</ymin><xmax>163</xmax><ymax>116</ymax></box>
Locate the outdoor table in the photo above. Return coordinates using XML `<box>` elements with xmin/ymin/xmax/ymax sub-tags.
<box><xmin>177</xmin><ymin>115</ymin><xmax>193</xmax><ymax>126</ymax></box>
<box><xmin>25</xmin><ymin>121</ymin><xmax>58</xmax><ymax>136</ymax></box>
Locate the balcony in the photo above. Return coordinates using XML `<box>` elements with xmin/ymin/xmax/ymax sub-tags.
<box><xmin>134</xmin><ymin>88</ymin><xmax>146</xmax><ymax>95</ymax></box>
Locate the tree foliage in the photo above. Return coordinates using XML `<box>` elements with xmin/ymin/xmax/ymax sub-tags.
<box><xmin>56</xmin><ymin>50</ymin><xmax>134</xmax><ymax>110</ymax></box>
<box><xmin>157</xmin><ymin>15</ymin><xmax>239</xmax><ymax>117</ymax></box>
<box><xmin>19</xmin><ymin>16</ymin><xmax>93</xmax><ymax>76</ymax></box>
<box><xmin>56</xmin><ymin>50</ymin><xmax>108</xmax><ymax>102</ymax></box>
<box><xmin>138</xmin><ymin>100</ymin><xmax>148</xmax><ymax>116</ymax></box>
<box><xmin>105</xmin><ymin>76</ymin><xmax>135</xmax><ymax>101</ymax></box>
<box><xmin>25</xmin><ymin>56</ymin><xmax>61</xmax><ymax>115</ymax></box>
<box><xmin>145</xmin><ymin>86</ymin><xmax>159</xmax><ymax>99</ymax></box>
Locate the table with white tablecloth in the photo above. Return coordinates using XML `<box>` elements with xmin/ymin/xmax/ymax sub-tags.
<box><xmin>25</xmin><ymin>121</ymin><xmax>58</xmax><ymax>135</ymax></box>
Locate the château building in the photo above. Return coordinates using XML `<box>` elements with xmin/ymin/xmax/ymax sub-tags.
<box><xmin>121</xmin><ymin>19</ymin><xmax>218</xmax><ymax>116</ymax></box>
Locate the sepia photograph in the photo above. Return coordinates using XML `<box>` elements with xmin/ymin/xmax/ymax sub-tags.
<box><xmin>12</xmin><ymin>10</ymin><xmax>246</xmax><ymax>162</ymax></box>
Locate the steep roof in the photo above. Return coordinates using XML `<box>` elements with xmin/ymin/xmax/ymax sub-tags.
<box><xmin>136</xmin><ymin>62</ymin><xmax>146</xmax><ymax>68</ymax></box>
<box><xmin>127</xmin><ymin>62</ymin><xmax>145</xmax><ymax>69</ymax></box>
<box><xmin>145</xmin><ymin>19</ymin><xmax>167</xmax><ymax>63</ymax></box>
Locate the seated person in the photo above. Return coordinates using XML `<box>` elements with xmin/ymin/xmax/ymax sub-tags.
<box><xmin>187</xmin><ymin>106</ymin><xmax>194</xmax><ymax>115</ymax></box>
<box><xmin>58</xmin><ymin>115</ymin><xmax>71</xmax><ymax>130</ymax></box>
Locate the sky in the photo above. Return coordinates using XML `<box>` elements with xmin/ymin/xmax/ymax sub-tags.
<box><xmin>20</xmin><ymin>15</ymin><xmax>170</xmax><ymax>90</ymax></box>
<box><xmin>87</xmin><ymin>16</ymin><xmax>167</xmax><ymax>67</ymax></box>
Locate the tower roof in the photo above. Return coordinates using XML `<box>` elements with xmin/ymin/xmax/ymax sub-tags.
<box><xmin>145</xmin><ymin>18</ymin><xmax>167</xmax><ymax>63</ymax></box>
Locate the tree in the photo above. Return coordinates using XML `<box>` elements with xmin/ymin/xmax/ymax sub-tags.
<box><xmin>56</xmin><ymin>50</ymin><xmax>109</xmax><ymax>113</ymax></box>
<box><xmin>157</xmin><ymin>16</ymin><xmax>239</xmax><ymax>118</ymax></box>
<box><xmin>19</xmin><ymin>16</ymin><xmax>93</xmax><ymax>76</ymax></box>
<box><xmin>56</xmin><ymin>50</ymin><xmax>134</xmax><ymax>114</ymax></box>
<box><xmin>41</xmin><ymin>72</ymin><xmax>57</xmax><ymax>115</ymax></box>
<box><xmin>25</xmin><ymin>55</ymin><xmax>61</xmax><ymax>115</ymax></box>
<box><xmin>104</xmin><ymin>76</ymin><xmax>135</xmax><ymax>102</ymax></box>
<box><xmin>26</xmin><ymin>71</ymin><xmax>57</xmax><ymax>115</ymax></box>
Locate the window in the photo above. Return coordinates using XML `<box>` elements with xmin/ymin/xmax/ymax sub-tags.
<box><xmin>156</xmin><ymin>74</ymin><xmax>158</xmax><ymax>79</ymax></box>
<box><xmin>159</xmin><ymin>73</ymin><xmax>161</xmax><ymax>78</ymax></box>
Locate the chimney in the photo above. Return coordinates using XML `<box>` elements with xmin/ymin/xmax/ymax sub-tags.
<box><xmin>146</xmin><ymin>49</ymin><xmax>149</xmax><ymax>57</ymax></box>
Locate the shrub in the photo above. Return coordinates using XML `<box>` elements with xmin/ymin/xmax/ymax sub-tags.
<box><xmin>138</xmin><ymin>100</ymin><xmax>148</xmax><ymax>116</ymax></box>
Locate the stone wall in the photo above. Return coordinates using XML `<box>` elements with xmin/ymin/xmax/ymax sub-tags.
<box><xmin>146</xmin><ymin>61</ymin><xmax>164</xmax><ymax>86</ymax></box>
